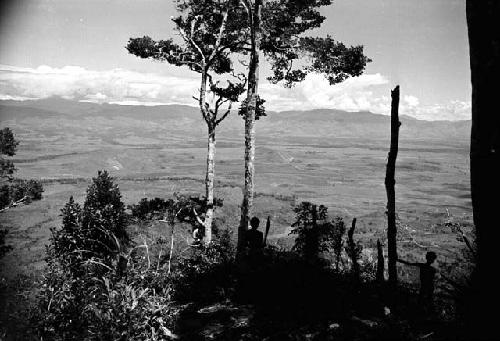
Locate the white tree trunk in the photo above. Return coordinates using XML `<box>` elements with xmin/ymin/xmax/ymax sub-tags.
<box><xmin>203</xmin><ymin>125</ymin><xmax>216</xmax><ymax>244</ymax></box>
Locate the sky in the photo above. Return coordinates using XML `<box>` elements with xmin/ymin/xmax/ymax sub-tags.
<box><xmin>0</xmin><ymin>0</ymin><xmax>471</xmax><ymax>120</ymax></box>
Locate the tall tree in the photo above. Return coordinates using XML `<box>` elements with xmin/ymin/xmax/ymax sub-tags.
<box><xmin>466</xmin><ymin>1</ymin><xmax>500</xmax><ymax>338</ymax></box>
<box><xmin>127</xmin><ymin>0</ymin><xmax>247</xmax><ymax>244</ymax></box>
<box><xmin>236</xmin><ymin>0</ymin><xmax>371</xmax><ymax>251</ymax></box>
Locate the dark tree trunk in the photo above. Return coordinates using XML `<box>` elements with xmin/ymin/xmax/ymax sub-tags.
<box><xmin>310</xmin><ymin>204</ymin><xmax>319</xmax><ymax>261</ymax></box>
<box><xmin>347</xmin><ymin>218</ymin><xmax>360</xmax><ymax>281</ymax></box>
<box><xmin>385</xmin><ymin>85</ymin><xmax>400</xmax><ymax>287</ymax></box>
<box><xmin>466</xmin><ymin>2</ymin><xmax>500</xmax><ymax>338</ymax></box>
<box><xmin>238</xmin><ymin>0</ymin><xmax>262</xmax><ymax>253</ymax></box>
<box><xmin>376</xmin><ymin>239</ymin><xmax>385</xmax><ymax>284</ymax></box>
<box><xmin>263</xmin><ymin>216</ymin><xmax>271</xmax><ymax>245</ymax></box>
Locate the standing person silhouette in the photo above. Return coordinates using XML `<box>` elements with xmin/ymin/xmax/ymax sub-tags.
<box><xmin>398</xmin><ymin>251</ymin><xmax>438</xmax><ymax>308</ymax></box>
<box><xmin>246</xmin><ymin>216</ymin><xmax>264</xmax><ymax>250</ymax></box>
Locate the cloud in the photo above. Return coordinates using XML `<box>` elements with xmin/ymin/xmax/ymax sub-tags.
<box><xmin>409</xmin><ymin>100</ymin><xmax>471</xmax><ymax>121</ymax></box>
<box><xmin>260</xmin><ymin>73</ymin><xmax>470</xmax><ymax>120</ymax></box>
<box><xmin>0</xmin><ymin>64</ymin><xmax>470</xmax><ymax>121</ymax></box>
<box><xmin>0</xmin><ymin>64</ymin><xmax>199</xmax><ymax>106</ymax></box>
<box><xmin>260</xmin><ymin>73</ymin><xmax>391</xmax><ymax>113</ymax></box>
<box><xmin>404</xmin><ymin>95</ymin><xmax>419</xmax><ymax>107</ymax></box>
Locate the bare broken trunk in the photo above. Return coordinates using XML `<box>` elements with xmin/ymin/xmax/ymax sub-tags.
<box><xmin>385</xmin><ymin>85</ymin><xmax>400</xmax><ymax>287</ymax></box>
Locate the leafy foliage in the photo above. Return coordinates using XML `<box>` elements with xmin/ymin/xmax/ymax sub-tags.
<box><xmin>0</xmin><ymin>128</ymin><xmax>44</xmax><ymax>209</ymax></box>
<box><xmin>1</xmin><ymin>127</ymin><xmax>19</xmax><ymax>180</ymax></box>
<box><xmin>81</xmin><ymin>170</ymin><xmax>129</xmax><ymax>260</ymax></box>
<box><xmin>0</xmin><ymin>127</ymin><xmax>19</xmax><ymax>157</ymax></box>
<box><xmin>126</xmin><ymin>0</ymin><xmax>248</xmax><ymax>112</ymax></box>
<box><xmin>0</xmin><ymin>158</ymin><xmax>16</xmax><ymax>179</ymax></box>
<box><xmin>170</xmin><ymin>229</ymin><xmax>235</xmax><ymax>303</ymax></box>
<box><xmin>129</xmin><ymin>197</ymin><xmax>175</xmax><ymax>221</ymax></box>
<box><xmin>49</xmin><ymin>171</ymin><xmax>129</xmax><ymax>275</ymax></box>
<box><xmin>0</xmin><ymin>226</ymin><xmax>13</xmax><ymax>259</ymax></box>
<box><xmin>37</xmin><ymin>250</ymin><xmax>175</xmax><ymax>340</ymax></box>
<box><xmin>49</xmin><ymin>197</ymin><xmax>85</xmax><ymax>275</ymax></box>
<box><xmin>290</xmin><ymin>202</ymin><xmax>346</xmax><ymax>265</ymax></box>
<box><xmin>238</xmin><ymin>95</ymin><xmax>267</xmax><ymax>120</ymax></box>
<box><xmin>128</xmin><ymin>194</ymin><xmax>223</xmax><ymax>224</ymax></box>
<box><xmin>0</xmin><ymin>179</ymin><xmax>44</xmax><ymax>209</ymax></box>
<box><xmin>259</xmin><ymin>1</ymin><xmax>371</xmax><ymax>87</ymax></box>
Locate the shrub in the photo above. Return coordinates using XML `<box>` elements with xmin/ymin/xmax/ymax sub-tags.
<box><xmin>170</xmin><ymin>229</ymin><xmax>235</xmax><ymax>303</ymax></box>
<box><xmin>128</xmin><ymin>197</ymin><xmax>175</xmax><ymax>221</ymax></box>
<box><xmin>49</xmin><ymin>170</ymin><xmax>129</xmax><ymax>275</ymax></box>
<box><xmin>0</xmin><ymin>185</ymin><xmax>9</xmax><ymax>209</ymax></box>
<box><xmin>49</xmin><ymin>197</ymin><xmax>85</xmax><ymax>275</ymax></box>
<box><xmin>37</xmin><ymin>172</ymin><xmax>178</xmax><ymax>340</ymax></box>
<box><xmin>81</xmin><ymin>170</ymin><xmax>129</xmax><ymax>262</ymax></box>
<box><xmin>129</xmin><ymin>193</ymin><xmax>223</xmax><ymax>224</ymax></box>
<box><xmin>0</xmin><ymin>158</ymin><xmax>16</xmax><ymax>179</ymax></box>
<box><xmin>0</xmin><ymin>127</ymin><xmax>43</xmax><ymax>209</ymax></box>
<box><xmin>36</xmin><ymin>251</ymin><xmax>176</xmax><ymax>340</ymax></box>
<box><xmin>0</xmin><ymin>226</ymin><xmax>12</xmax><ymax>259</ymax></box>
<box><xmin>0</xmin><ymin>179</ymin><xmax>44</xmax><ymax>209</ymax></box>
<box><xmin>0</xmin><ymin>127</ymin><xmax>18</xmax><ymax>157</ymax></box>
<box><xmin>290</xmin><ymin>201</ymin><xmax>347</xmax><ymax>269</ymax></box>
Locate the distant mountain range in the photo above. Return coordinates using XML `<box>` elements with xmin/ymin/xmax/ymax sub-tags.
<box><xmin>0</xmin><ymin>97</ymin><xmax>471</xmax><ymax>144</ymax></box>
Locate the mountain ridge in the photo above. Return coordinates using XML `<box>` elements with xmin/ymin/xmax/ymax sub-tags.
<box><xmin>0</xmin><ymin>97</ymin><xmax>471</xmax><ymax>142</ymax></box>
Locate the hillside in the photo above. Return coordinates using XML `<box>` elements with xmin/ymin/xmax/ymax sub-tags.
<box><xmin>0</xmin><ymin>98</ymin><xmax>470</xmax><ymax>144</ymax></box>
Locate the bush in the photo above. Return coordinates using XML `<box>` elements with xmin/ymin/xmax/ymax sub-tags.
<box><xmin>128</xmin><ymin>197</ymin><xmax>175</xmax><ymax>221</ymax></box>
<box><xmin>290</xmin><ymin>202</ymin><xmax>348</xmax><ymax>270</ymax></box>
<box><xmin>37</xmin><ymin>173</ymin><xmax>178</xmax><ymax>340</ymax></box>
<box><xmin>50</xmin><ymin>171</ymin><xmax>129</xmax><ymax>274</ymax></box>
<box><xmin>82</xmin><ymin>170</ymin><xmax>128</xmax><ymax>251</ymax></box>
<box><xmin>49</xmin><ymin>197</ymin><xmax>85</xmax><ymax>275</ymax></box>
<box><xmin>36</xmin><ymin>251</ymin><xmax>175</xmax><ymax>340</ymax></box>
<box><xmin>170</xmin><ymin>229</ymin><xmax>235</xmax><ymax>303</ymax></box>
<box><xmin>128</xmin><ymin>193</ymin><xmax>223</xmax><ymax>224</ymax></box>
<box><xmin>0</xmin><ymin>179</ymin><xmax>44</xmax><ymax>209</ymax></box>
<box><xmin>0</xmin><ymin>226</ymin><xmax>12</xmax><ymax>259</ymax></box>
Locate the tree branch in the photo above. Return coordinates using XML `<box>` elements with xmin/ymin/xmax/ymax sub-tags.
<box><xmin>208</xmin><ymin>6</ymin><xmax>230</xmax><ymax>63</ymax></box>
<box><xmin>0</xmin><ymin>196</ymin><xmax>28</xmax><ymax>212</ymax></box>
<box><xmin>215</xmin><ymin>104</ymin><xmax>232</xmax><ymax>126</ymax></box>
<box><xmin>192</xmin><ymin>207</ymin><xmax>205</xmax><ymax>226</ymax></box>
<box><xmin>174</xmin><ymin>19</ymin><xmax>206</xmax><ymax>64</ymax></box>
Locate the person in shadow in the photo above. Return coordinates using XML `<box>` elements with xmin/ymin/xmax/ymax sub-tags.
<box><xmin>246</xmin><ymin>216</ymin><xmax>264</xmax><ymax>251</ymax></box>
<box><xmin>237</xmin><ymin>217</ymin><xmax>264</xmax><ymax>302</ymax></box>
<box><xmin>398</xmin><ymin>251</ymin><xmax>438</xmax><ymax>310</ymax></box>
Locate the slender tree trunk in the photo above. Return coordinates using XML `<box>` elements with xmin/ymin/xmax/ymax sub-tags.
<box><xmin>204</xmin><ymin>125</ymin><xmax>216</xmax><ymax>244</ymax></box>
<box><xmin>466</xmin><ymin>2</ymin><xmax>500</xmax><ymax>337</ymax></box>
<box><xmin>385</xmin><ymin>85</ymin><xmax>400</xmax><ymax>287</ymax></box>
<box><xmin>168</xmin><ymin>223</ymin><xmax>175</xmax><ymax>274</ymax></box>
<box><xmin>197</xmin><ymin>68</ymin><xmax>215</xmax><ymax>244</ymax></box>
<box><xmin>238</xmin><ymin>0</ymin><xmax>262</xmax><ymax>252</ymax></box>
